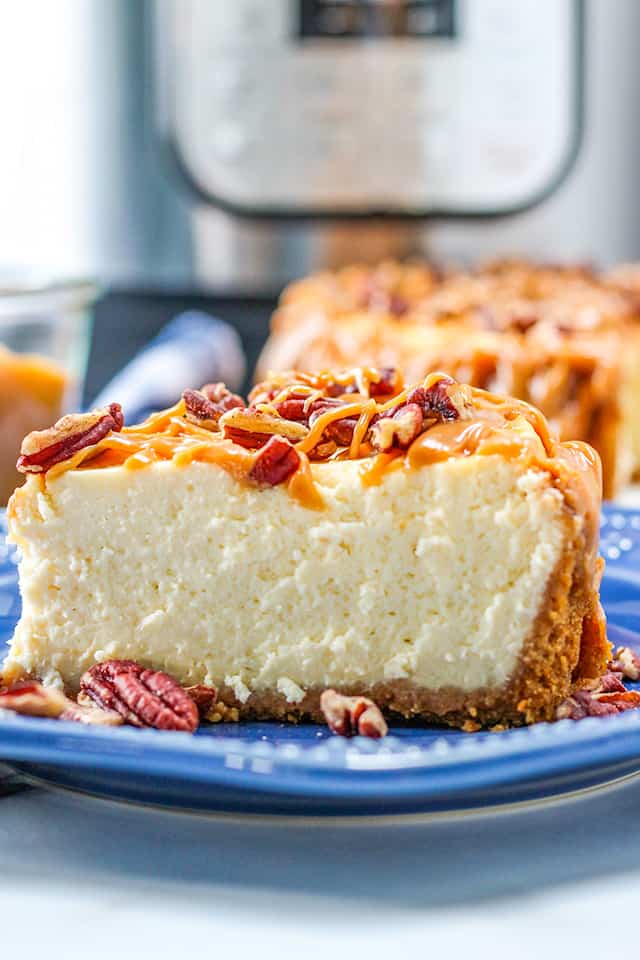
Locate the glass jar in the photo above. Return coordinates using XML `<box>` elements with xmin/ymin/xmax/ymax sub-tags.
<box><xmin>0</xmin><ymin>279</ymin><xmax>96</xmax><ymax>504</ymax></box>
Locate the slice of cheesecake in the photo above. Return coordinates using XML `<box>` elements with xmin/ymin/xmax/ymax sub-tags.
<box><xmin>3</xmin><ymin>369</ymin><xmax>609</xmax><ymax>730</ymax></box>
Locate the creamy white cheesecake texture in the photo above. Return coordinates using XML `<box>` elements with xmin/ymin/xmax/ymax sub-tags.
<box><xmin>5</xmin><ymin>456</ymin><xmax>572</xmax><ymax>697</ymax></box>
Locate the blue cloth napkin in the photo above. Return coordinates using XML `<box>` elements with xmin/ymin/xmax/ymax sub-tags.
<box><xmin>91</xmin><ymin>311</ymin><xmax>246</xmax><ymax>423</ymax></box>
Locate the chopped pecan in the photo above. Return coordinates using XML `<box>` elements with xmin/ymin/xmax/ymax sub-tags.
<box><xmin>369</xmin><ymin>402</ymin><xmax>423</xmax><ymax>453</ymax></box>
<box><xmin>368</xmin><ymin>367</ymin><xmax>403</xmax><ymax>397</ymax></box>
<box><xmin>557</xmin><ymin>671</ymin><xmax>640</xmax><ymax>720</ymax></box>
<box><xmin>609</xmin><ymin>646</ymin><xmax>640</xmax><ymax>681</ymax></box>
<box><xmin>325</xmin><ymin>367</ymin><xmax>402</xmax><ymax>400</ymax></box>
<box><xmin>320</xmin><ymin>689</ymin><xmax>388</xmax><ymax>739</ymax></box>
<box><xmin>0</xmin><ymin>682</ymin><xmax>68</xmax><ymax>718</ymax></box>
<box><xmin>184</xmin><ymin>683</ymin><xmax>218</xmax><ymax>718</ymax></box>
<box><xmin>273</xmin><ymin>397</ymin><xmax>309</xmax><ymax>422</ymax></box>
<box><xmin>325</xmin><ymin>418</ymin><xmax>358</xmax><ymax>447</ymax></box>
<box><xmin>408</xmin><ymin>375</ymin><xmax>473</xmax><ymax>422</ymax></box>
<box><xmin>308</xmin><ymin>400</ymin><xmax>358</xmax><ymax>447</ymax></box>
<box><xmin>183</xmin><ymin>384</ymin><xmax>244</xmax><ymax>430</ymax></box>
<box><xmin>17</xmin><ymin>404</ymin><xmax>124</xmax><ymax>474</ymax></box>
<box><xmin>60</xmin><ymin>702</ymin><xmax>124</xmax><ymax>726</ymax></box>
<box><xmin>80</xmin><ymin>660</ymin><xmax>199</xmax><ymax>732</ymax></box>
<box><xmin>220</xmin><ymin>407</ymin><xmax>308</xmax><ymax>449</ymax></box>
<box><xmin>200</xmin><ymin>382</ymin><xmax>245</xmax><ymax>410</ymax></box>
<box><xmin>325</xmin><ymin>381</ymin><xmax>359</xmax><ymax>398</ymax></box>
<box><xmin>249</xmin><ymin>436</ymin><xmax>301</xmax><ymax>486</ymax></box>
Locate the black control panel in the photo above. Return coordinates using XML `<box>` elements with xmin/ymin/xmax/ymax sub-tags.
<box><xmin>299</xmin><ymin>0</ymin><xmax>456</xmax><ymax>39</ymax></box>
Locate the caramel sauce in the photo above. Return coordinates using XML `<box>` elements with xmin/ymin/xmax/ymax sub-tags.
<box><xmin>360</xmin><ymin>451</ymin><xmax>403</xmax><ymax>486</ymax></box>
<box><xmin>288</xmin><ymin>452</ymin><xmax>325</xmax><ymax>510</ymax></box>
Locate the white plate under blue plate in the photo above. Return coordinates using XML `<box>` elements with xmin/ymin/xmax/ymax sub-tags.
<box><xmin>1</xmin><ymin>507</ymin><xmax>640</xmax><ymax>817</ymax></box>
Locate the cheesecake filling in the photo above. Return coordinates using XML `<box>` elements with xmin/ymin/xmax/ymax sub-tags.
<box><xmin>8</xmin><ymin>456</ymin><xmax>571</xmax><ymax>697</ymax></box>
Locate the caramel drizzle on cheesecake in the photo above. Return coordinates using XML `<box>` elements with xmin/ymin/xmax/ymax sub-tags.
<box><xmin>36</xmin><ymin>368</ymin><xmax>601</xmax><ymax>548</ymax></box>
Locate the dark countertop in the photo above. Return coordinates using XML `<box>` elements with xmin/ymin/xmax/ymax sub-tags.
<box><xmin>85</xmin><ymin>289</ymin><xmax>277</xmax><ymax>404</ymax></box>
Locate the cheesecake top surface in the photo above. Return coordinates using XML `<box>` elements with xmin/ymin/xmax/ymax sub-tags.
<box><xmin>13</xmin><ymin>367</ymin><xmax>601</xmax><ymax>553</ymax></box>
<box><xmin>276</xmin><ymin>259</ymin><xmax>640</xmax><ymax>340</ymax></box>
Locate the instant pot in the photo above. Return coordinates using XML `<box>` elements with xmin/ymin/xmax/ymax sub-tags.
<box><xmin>2</xmin><ymin>0</ymin><xmax>640</xmax><ymax>389</ymax></box>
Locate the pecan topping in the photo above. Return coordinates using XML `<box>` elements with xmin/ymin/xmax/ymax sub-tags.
<box><xmin>183</xmin><ymin>384</ymin><xmax>244</xmax><ymax>430</ymax></box>
<box><xmin>368</xmin><ymin>367</ymin><xmax>403</xmax><ymax>397</ymax></box>
<box><xmin>184</xmin><ymin>683</ymin><xmax>218</xmax><ymax>718</ymax></box>
<box><xmin>17</xmin><ymin>403</ymin><xmax>124</xmax><ymax>474</ymax></box>
<box><xmin>249</xmin><ymin>436</ymin><xmax>301</xmax><ymax>486</ymax></box>
<box><xmin>556</xmin><ymin>671</ymin><xmax>640</xmax><ymax>720</ymax></box>
<box><xmin>609</xmin><ymin>646</ymin><xmax>640</xmax><ymax>681</ymax></box>
<box><xmin>0</xmin><ymin>682</ymin><xmax>68</xmax><ymax>718</ymax></box>
<box><xmin>80</xmin><ymin>660</ymin><xmax>199</xmax><ymax>732</ymax></box>
<box><xmin>200</xmin><ymin>382</ymin><xmax>245</xmax><ymax>409</ymax></box>
<box><xmin>320</xmin><ymin>689</ymin><xmax>388</xmax><ymax>739</ymax></box>
<box><xmin>60</xmin><ymin>702</ymin><xmax>124</xmax><ymax>726</ymax></box>
<box><xmin>273</xmin><ymin>397</ymin><xmax>309</xmax><ymax>422</ymax></box>
<box><xmin>369</xmin><ymin>402</ymin><xmax>423</xmax><ymax>453</ymax></box>
<box><xmin>308</xmin><ymin>401</ymin><xmax>358</xmax><ymax>447</ymax></box>
<box><xmin>220</xmin><ymin>407</ymin><xmax>308</xmax><ymax>449</ymax></box>
<box><xmin>408</xmin><ymin>375</ymin><xmax>473</xmax><ymax>422</ymax></box>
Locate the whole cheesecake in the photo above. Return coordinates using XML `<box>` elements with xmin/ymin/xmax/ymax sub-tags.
<box><xmin>3</xmin><ymin>368</ymin><xmax>609</xmax><ymax>730</ymax></box>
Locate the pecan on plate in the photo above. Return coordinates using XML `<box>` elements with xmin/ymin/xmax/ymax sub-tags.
<box><xmin>183</xmin><ymin>384</ymin><xmax>244</xmax><ymax>430</ymax></box>
<box><xmin>184</xmin><ymin>683</ymin><xmax>218</xmax><ymax>718</ymax></box>
<box><xmin>220</xmin><ymin>407</ymin><xmax>308</xmax><ymax>449</ymax></box>
<box><xmin>17</xmin><ymin>403</ymin><xmax>124</xmax><ymax>474</ymax></box>
<box><xmin>369</xmin><ymin>402</ymin><xmax>424</xmax><ymax>453</ymax></box>
<box><xmin>60</xmin><ymin>702</ymin><xmax>124</xmax><ymax>726</ymax></box>
<box><xmin>249</xmin><ymin>435</ymin><xmax>301</xmax><ymax>486</ymax></box>
<box><xmin>408</xmin><ymin>375</ymin><xmax>473</xmax><ymax>422</ymax></box>
<box><xmin>556</xmin><ymin>671</ymin><xmax>640</xmax><ymax>720</ymax></box>
<box><xmin>609</xmin><ymin>646</ymin><xmax>640</xmax><ymax>681</ymax></box>
<box><xmin>320</xmin><ymin>689</ymin><xmax>388</xmax><ymax>739</ymax></box>
<box><xmin>0</xmin><ymin>681</ymin><xmax>68</xmax><ymax>718</ymax></box>
<box><xmin>80</xmin><ymin>660</ymin><xmax>199</xmax><ymax>732</ymax></box>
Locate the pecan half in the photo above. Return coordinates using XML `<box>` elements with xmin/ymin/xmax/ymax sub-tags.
<box><xmin>80</xmin><ymin>660</ymin><xmax>199</xmax><ymax>732</ymax></box>
<box><xmin>249</xmin><ymin>436</ymin><xmax>301</xmax><ymax>486</ymax></box>
<box><xmin>183</xmin><ymin>384</ymin><xmax>244</xmax><ymax>430</ymax></box>
<box><xmin>408</xmin><ymin>375</ymin><xmax>473</xmax><ymax>422</ymax></box>
<box><xmin>220</xmin><ymin>407</ymin><xmax>308</xmax><ymax>449</ymax></box>
<box><xmin>609</xmin><ymin>646</ymin><xmax>640</xmax><ymax>681</ymax></box>
<box><xmin>17</xmin><ymin>403</ymin><xmax>124</xmax><ymax>474</ymax></box>
<box><xmin>320</xmin><ymin>689</ymin><xmax>388</xmax><ymax>739</ymax></box>
<box><xmin>60</xmin><ymin>702</ymin><xmax>124</xmax><ymax>726</ymax></box>
<box><xmin>0</xmin><ymin>682</ymin><xmax>68</xmax><ymax>718</ymax></box>
<box><xmin>184</xmin><ymin>683</ymin><xmax>218</xmax><ymax>718</ymax></box>
<box><xmin>369</xmin><ymin>402</ymin><xmax>423</xmax><ymax>453</ymax></box>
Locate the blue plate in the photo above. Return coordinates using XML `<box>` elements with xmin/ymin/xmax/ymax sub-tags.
<box><xmin>1</xmin><ymin>507</ymin><xmax>640</xmax><ymax>818</ymax></box>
